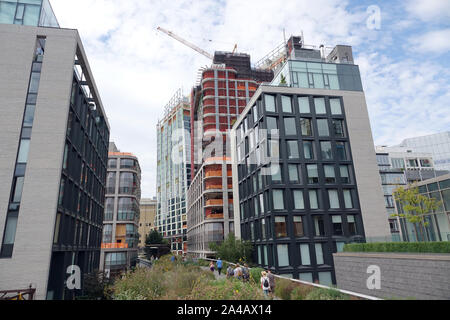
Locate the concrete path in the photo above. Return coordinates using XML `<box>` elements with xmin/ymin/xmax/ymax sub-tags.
<box><xmin>200</xmin><ymin>266</ymin><xmax>226</xmax><ymax>280</ymax></box>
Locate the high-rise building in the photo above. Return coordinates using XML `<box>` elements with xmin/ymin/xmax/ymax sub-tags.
<box><xmin>186</xmin><ymin>52</ymin><xmax>273</xmax><ymax>258</ymax></box>
<box><xmin>0</xmin><ymin>6</ymin><xmax>110</xmax><ymax>299</ymax></box>
<box><xmin>156</xmin><ymin>91</ymin><xmax>191</xmax><ymax>255</ymax></box>
<box><xmin>230</xmin><ymin>37</ymin><xmax>390</xmax><ymax>284</ymax></box>
<box><xmin>375</xmin><ymin>145</ymin><xmax>448</xmax><ymax>241</ymax></box>
<box><xmin>100</xmin><ymin>143</ymin><xmax>140</xmax><ymax>277</ymax></box>
<box><xmin>397</xmin><ymin>132</ymin><xmax>450</xmax><ymax>172</ymax></box>
<box><xmin>138</xmin><ymin>198</ymin><xmax>157</xmax><ymax>248</ymax></box>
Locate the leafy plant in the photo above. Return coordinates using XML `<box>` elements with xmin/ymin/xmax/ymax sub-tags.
<box><xmin>305</xmin><ymin>288</ymin><xmax>350</xmax><ymax>300</ymax></box>
<box><xmin>344</xmin><ymin>241</ymin><xmax>450</xmax><ymax>253</ymax></box>
<box><xmin>209</xmin><ymin>233</ymin><xmax>253</xmax><ymax>263</ymax></box>
<box><xmin>390</xmin><ymin>185</ymin><xmax>443</xmax><ymax>241</ymax></box>
<box><xmin>274</xmin><ymin>278</ymin><xmax>297</xmax><ymax>300</ymax></box>
<box><xmin>290</xmin><ymin>285</ymin><xmax>314</xmax><ymax>300</ymax></box>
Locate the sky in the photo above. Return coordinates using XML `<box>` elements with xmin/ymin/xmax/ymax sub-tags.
<box><xmin>50</xmin><ymin>0</ymin><xmax>450</xmax><ymax>198</ymax></box>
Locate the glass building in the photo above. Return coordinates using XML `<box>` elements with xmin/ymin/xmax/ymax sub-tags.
<box><xmin>100</xmin><ymin>142</ymin><xmax>141</xmax><ymax>277</ymax></box>
<box><xmin>156</xmin><ymin>93</ymin><xmax>191</xmax><ymax>255</ymax></box>
<box><xmin>0</xmin><ymin>0</ymin><xmax>59</xmax><ymax>27</ymax></box>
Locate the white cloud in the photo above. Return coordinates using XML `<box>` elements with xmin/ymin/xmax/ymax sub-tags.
<box><xmin>409</xmin><ymin>28</ymin><xmax>450</xmax><ymax>54</ymax></box>
<box><xmin>406</xmin><ymin>0</ymin><xmax>450</xmax><ymax>22</ymax></box>
<box><xmin>49</xmin><ymin>0</ymin><xmax>449</xmax><ymax>197</ymax></box>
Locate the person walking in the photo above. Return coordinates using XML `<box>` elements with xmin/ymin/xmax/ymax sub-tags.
<box><xmin>242</xmin><ymin>264</ymin><xmax>250</xmax><ymax>282</ymax></box>
<box><xmin>267</xmin><ymin>270</ymin><xmax>275</xmax><ymax>295</ymax></box>
<box><xmin>216</xmin><ymin>258</ymin><xmax>223</xmax><ymax>276</ymax></box>
<box><xmin>261</xmin><ymin>271</ymin><xmax>270</xmax><ymax>297</ymax></box>
<box><xmin>234</xmin><ymin>264</ymin><xmax>243</xmax><ymax>280</ymax></box>
<box><xmin>226</xmin><ymin>265</ymin><xmax>234</xmax><ymax>279</ymax></box>
<box><xmin>209</xmin><ymin>261</ymin><xmax>215</xmax><ymax>272</ymax></box>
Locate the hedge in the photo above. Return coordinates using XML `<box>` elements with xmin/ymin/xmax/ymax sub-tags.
<box><xmin>343</xmin><ymin>242</ymin><xmax>450</xmax><ymax>254</ymax></box>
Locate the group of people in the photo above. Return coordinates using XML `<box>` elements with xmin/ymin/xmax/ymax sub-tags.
<box><xmin>208</xmin><ymin>259</ymin><xmax>275</xmax><ymax>297</ymax></box>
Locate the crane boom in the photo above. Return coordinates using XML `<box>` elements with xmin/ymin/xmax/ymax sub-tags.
<box><xmin>157</xmin><ymin>27</ymin><xmax>214</xmax><ymax>60</ymax></box>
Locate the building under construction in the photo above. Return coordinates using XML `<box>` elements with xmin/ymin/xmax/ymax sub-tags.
<box><xmin>186</xmin><ymin>51</ymin><xmax>273</xmax><ymax>258</ymax></box>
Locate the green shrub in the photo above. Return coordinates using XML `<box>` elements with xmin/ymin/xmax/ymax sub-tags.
<box><xmin>274</xmin><ymin>278</ymin><xmax>297</xmax><ymax>300</ymax></box>
<box><xmin>290</xmin><ymin>285</ymin><xmax>314</xmax><ymax>300</ymax></box>
<box><xmin>305</xmin><ymin>287</ymin><xmax>350</xmax><ymax>300</ymax></box>
<box><xmin>249</xmin><ymin>267</ymin><xmax>264</xmax><ymax>284</ymax></box>
<box><xmin>187</xmin><ymin>278</ymin><xmax>266</xmax><ymax>300</ymax></box>
<box><xmin>344</xmin><ymin>242</ymin><xmax>450</xmax><ymax>253</ymax></box>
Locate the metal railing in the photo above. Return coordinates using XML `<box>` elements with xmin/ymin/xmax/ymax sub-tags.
<box><xmin>0</xmin><ymin>286</ymin><xmax>36</xmax><ymax>300</ymax></box>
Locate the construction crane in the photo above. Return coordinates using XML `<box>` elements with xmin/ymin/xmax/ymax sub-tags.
<box><xmin>157</xmin><ymin>27</ymin><xmax>214</xmax><ymax>60</ymax></box>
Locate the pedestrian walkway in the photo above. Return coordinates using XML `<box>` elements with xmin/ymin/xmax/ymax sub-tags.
<box><xmin>200</xmin><ymin>266</ymin><xmax>226</xmax><ymax>280</ymax></box>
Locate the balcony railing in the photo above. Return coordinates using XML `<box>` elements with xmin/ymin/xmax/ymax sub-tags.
<box><xmin>101</xmin><ymin>243</ymin><xmax>129</xmax><ymax>249</ymax></box>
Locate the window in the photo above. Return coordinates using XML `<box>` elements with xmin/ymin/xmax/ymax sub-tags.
<box><xmin>318</xmin><ymin>272</ymin><xmax>333</xmax><ymax>286</ymax></box>
<box><xmin>288</xmin><ymin>164</ymin><xmax>300</xmax><ymax>183</ymax></box>
<box><xmin>340</xmin><ymin>165</ymin><xmax>350</xmax><ymax>183</ymax></box>
<box><xmin>320</xmin><ymin>141</ymin><xmax>332</xmax><ymax>160</ymax></box>
<box><xmin>252</xmin><ymin>105</ymin><xmax>258</xmax><ymax>122</ymax></box>
<box><xmin>303</xmin><ymin>141</ymin><xmax>314</xmax><ymax>159</ymax></box>
<box><xmin>332</xmin><ymin>216</ymin><xmax>343</xmax><ymax>235</ymax></box>
<box><xmin>250</xmin><ymin>222</ymin><xmax>255</xmax><ymax>240</ymax></box>
<box><xmin>300</xmin><ymin>118</ymin><xmax>312</xmax><ymax>136</ymax></box>
<box><xmin>391</xmin><ymin>158</ymin><xmax>405</xmax><ymax>169</ymax></box>
<box><xmin>328</xmin><ymin>189</ymin><xmax>340</xmax><ymax>209</ymax></box>
<box><xmin>17</xmin><ymin>139</ymin><xmax>30</xmax><ymax>163</ymax></box>
<box><xmin>28</xmin><ymin>72</ymin><xmax>40</xmax><ymax>93</ymax></box>
<box><xmin>293</xmin><ymin>190</ymin><xmax>304</xmax><ymax>209</ymax></box>
<box><xmin>330</xmin><ymin>99</ymin><xmax>342</xmax><ymax>115</ymax></box>
<box><xmin>293</xmin><ymin>216</ymin><xmax>304</xmax><ymax>237</ymax></box>
<box><xmin>314</xmin><ymin>216</ymin><xmax>325</xmax><ymax>236</ymax></box>
<box><xmin>265</xmin><ymin>95</ymin><xmax>276</xmax><ymax>112</ymax></box>
<box><xmin>336</xmin><ymin>242</ymin><xmax>345</xmax><ymax>252</ymax></box>
<box><xmin>348</xmin><ymin>215</ymin><xmax>357</xmax><ymax>235</ymax></box>
<box><xmin>332</xmin><ymin>119</ymin><xmax>345</xmax><ymax>137</ymax></box>
<box><xmin>266</xmin><ymin>116</ymin><xmax>278</xmax><ymax>132</ymax></box>
<box><xmin>12</xmin><ymin>177</ymin><xmax>25</xmax><ymax>203</ymax></box>
<box><xmin>275</xmin><ymin>216</ymin><xmax>287</xmax><ymax>238</ymax></box>
<box><xmin>324</xmin><ymin>165</ymin><xmax>336</xmax><ymax>184</ymax></box>
<box><xmin>309</xmin><ymin>190</ymin><xmax>319</xmax><ymax>209</ymax></box>
<box><xmin>300</xmin><ymin>244</ymin><xmax>311</xmax><ymax>265</ymax></box>
<box><xmin>270</xmin><ymin>164</ymin><xmax>282</xmax><ymax>183</ymax></box>
<box><xmin>259</xmin><ymin>193</ymin><xmax>265</xmax><ymax>213</ymax></box>
<box><xmin>307</xmin><ymin>164</ymin><xmax>319</xmax><ymax>184</ymax></box>
<box><xmin>314</xmin><ymin>98</ymin><xmax>326</xmax><ymax>114</ymax></box>
<box><xmin>120</xmin><ymin>158</ymin><xmax>136</xmax><ymax>170</ymax></box>
<box><xmin>281</xmin><ymin>96</ymin><xmax>292</xmax><ymax>113</ymax></box>
<box><xmin>336</xmin><ymin>142</ymin><xmax>347</xmax><ymax>160</ymax></box>
<box><xmin>284</xmin><ymin>118</ymin><xmax>297</xmax><ymax>135</ymax></box>
<box><xmin>317</xmin><ymin>119</ymin><xmax>329</xmax><ymax>136</ymax></box>
<box><xmin>273</xmin><ymin>190</ymin><xmax>285</xmax><ymax>210</ymax></box>
<box><xmin>315</xmin><ymin>243</ymin><xmax>324</xmax><ymax>264</ymax></box>
<box><xmin>298</xmin><ymin>97</ymin><xmax>310</xmax><ymax>113</ymax></box>
<box><xmin>261</xmin><ymin>219</ymin><xmax>266</xmax><ymax>239</ymax></box>
<box><xmin>277</xmin><ymin>244</ymin><xmax>290</xmax><ymax>267</ymax></box>
<box><xmin>343</xmin><ymin>189</ymin><xmax>353</xmax><ymax>208</ymax></box>
<box><xmin>3</xmin><ymin>216</ymin><xmax>18</xmax><ymax>245</ymax></box>
<box><xmin>287</xmin><ymin>140</ymin><xmax>299</xmax><ymax>159</ymax></box>
<box><xmin>299</xmin><ymin>272</ymin><xmax>313</xmax><ymax>282</ymax></box>
<box><xmin>23</xmin><ymin>105</ymin><xmax>36</xmax><ymax>127</ymax></box>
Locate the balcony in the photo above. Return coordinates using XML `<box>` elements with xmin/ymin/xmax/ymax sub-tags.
<box><xmin>101</xmin><ymin>243</ymin><xmax>129</xmax><ymax>249</ymax></box>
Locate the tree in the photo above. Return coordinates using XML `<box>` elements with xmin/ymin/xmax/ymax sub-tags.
<box><xmin>391</xmin><ymin>185</ymin><xmax>443</xmax><ymax>242</ymax></box>
<box><xmin>145</xmin><ymin>229</ymin><xmax>166</xmax><ymax>245</ymax></box>
<box><xmin>77</xmin><ymin>270</ymin><xmax>113</xmax><ymax>300</ymax></box>
<box><xmin>209</xmin><ymin>233</ymin><xmax>253</xmax><ymax>263</ymax></box>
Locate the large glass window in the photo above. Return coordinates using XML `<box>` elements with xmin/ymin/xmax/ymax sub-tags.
<box><xmin>315</xmin><ymin>243</ymin><xmax>324</xmax><ymax>264</ymax></box>
<box><xmin>266</xmin><ymin>116</ymin><xmax>278</xmax><ymax>132</ymax></box>
<box><xmin>328</xmin><ymin>189</ymin><xmax>340</xmax><ymax>209</ymax></box>
<box><xmin>348</xmin><ymin>215</ymin><xmax>357</xmax><ymax>235</ymax></box>
<box><xmin>314</xmin><ymin>98</ymin><xmax>326</xmax><ymax>114</ymax></box>
<box><xmin>324</xmin><ymin>165</ymin><xmax>336</xmax><ymax>184</ymax></box>
<box><xmin>120</xmin><ymin>158</ymin><xmax>137</xmax><ymax>170</ymax></box>
<box><xmin>104</xmin><ymin>198</ymin><xmax>114</xmax><ymax>221</ymax></box>
<box><xmin>23</xmin><ymin>105</ymin><xmax>36</xmax><ymax>127</ymax></box>
<box><xmin>298</xmin><ymin>97</ymin><xmax>310</xmax><ymax>113</ymax></box>
<box><xmin>265</xmin><ymin>95</ymin><xmax>276</xmax><ymax>112</ymax></box>
<box><xmin>273</xmin><ymin>189</ymin><xmax>285</xmax><ymax>210</ymax></box>
<box><xmin>108</xmin><ymin>159</ymin><xmax>117</xmax><ymax>168</ymax></box>
<box><xmin>307</xmin><ymin>164</ymin><xmax>319</xmax><ymax>184</ymax></box>
<box><xmin>332</xmin><ymin>216</ymin><xmax>343</xmax><ymax>235</ymax></box>
<box><xmin>287</xmin><ymin>140</ymin><xmax>299</xmax><ymax>159</ymax></box>
<box><xmin>277</xmin><ymin>244</ymin><xmax>290</xmax><ymax>267</ymax></box>
<box><xmin>12</xmin><ymin>177</ymin><xmax>25</xmax><ymax>203</ymax></box>
<box><xmin>281</xmin><ymin>96</ymin><xmax>292</xmax><ymax>113</ymax></box>
<box><xmin>336</xmin><ymin>142</ymin><xmax>347</xmax><ymax>160</ymax></box>
<box><xmin>274</xmin><ymin>216</ymin><xmax>287</xmax><ymax>238</ymax></box>
<box><xmin>317</xmin><ymin>119</ymin><xmax>329</xmax><ymax>136</ymax></box>
<box><xmin>340</xmin><ymin>165</ymin><xmax>350</xmax><ymax>183</ymax></box>
<box><xmin>320</xmin><ymin>141</ymin><xmax>332</xmax><ymax>160</ymax></box>
<box><xmin>293</xmin><ymin>190</ymin><xmax>304</xmax><ymax>209</ymax></box>
<box><xmin>303</xmin><ymin>141</ymin><xmax>314</xmax><ymax>159</ymax></box>
<box><xmin>284</xmin><ymin>118</ymin><xmax>297</xmax><ymax>135</ymax></box>
<box><xmin>300</xmin><ymin>244</ymin><xmax>311</xmax><ymax>265</ymax></box>
<box><xmin>288</xmin><ymin>164</ymin><xmax>300</xmax><ymax>183</ymax></box>
<box><xmin>330</xmin><ymin>99</ymin><xmax>342</xmax><ymax>115</ymax></box>
<box><xmin>332</xmin><ymin>119</ymin><xmax>345</xmax><ymax>137</ymax></box>
<box><xmin>343</xmin><ymin>189</ymin><xmax>353</xmax><ymax>208</ymax></box>
<box><xmin>314</xmin><ymin>216</ymin><xmax>325</xmax><ymax>236</ymax></box>
<box><xmin>119</xmin><ymin>172</ymin><xmax>138</xmax><ymax>194</ymax></box>
<box><xmin>17</xmin><ymin>139</ymin><xmax>30</xmax><ymax>163</ymax></box>
<box><xmin>309</xmin><ymin>190</ymin><xmax>319</xmax><ymax>209</ymax></box>
<box><xmin>293</xmin><ymin>216</ymin><xmax>304</xmax><ymax>237</ymax></box>
<box><xmin>300</xmin><ymin>118</ymin><xmax>313</xmax><ymax>136</ymax></box>
<box><xmin>117</xmin><ymin>197</ymin><xmax>138</xmax><ymax>221</ymax></box>
<box><xmin>270</xmin><ymin>164</ymin><xmax>282</xmax><ymax>183</ymax></box>
<box><xmin>318</xmin><ymin>272</ymin><xmax>333</xmax><ymax>286</ymax></box>
<box><xmin>3</xmin><ymin>216</ymin><xmax>18</xmax><ymax>245</ymax></box>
